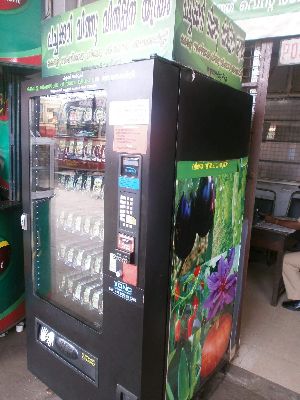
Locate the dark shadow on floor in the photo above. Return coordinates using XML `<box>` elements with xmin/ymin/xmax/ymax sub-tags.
<box><xmin>199</xmin><ymin>365</ymin><xmax>300</xmax><ymax>400</ymax></box>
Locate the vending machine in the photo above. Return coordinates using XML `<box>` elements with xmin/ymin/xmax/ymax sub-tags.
<box><xmin>21</xmin><ymin>57</ymin><xmax>252</xmax><ymax>400</ymax></box>
<box><xmin>0</xmin><ymin>70</ymin><xmax>25</xmax><ymax>334</ymax></box>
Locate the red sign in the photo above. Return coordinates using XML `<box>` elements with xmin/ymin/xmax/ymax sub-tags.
<box><xmin>122</xmin><ymin>264</ymin><xmax>138</xmax><ymax>286</ymax></box>
<box><xmin>0</xmin><ymin>0</ymin><xmax>27</xmax><ymax>10</ymax></box>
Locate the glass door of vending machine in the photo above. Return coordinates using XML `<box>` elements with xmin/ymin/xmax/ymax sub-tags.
<box><xmin>30</xmin><ymin>90</ymin><xmax>106</xmax><ymax>330</ymax></box>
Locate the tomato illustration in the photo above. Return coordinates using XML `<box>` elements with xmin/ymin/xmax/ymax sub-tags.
<box><xmin>174</xmin><ymin>281</ymin><xmax>180</xmax><ymax>301</ymax></box>
<box><xmin>192</xmin><ymin>296</ymin><xmax>199</xmax><ymax>312</ymax></box>
<box><xmin>193</xmin><ymin>265</ymin><xmax>201</xmax><ymax>277</ymax></box>
<box><xmin>174</xmin><ymin>319</ymin><xmax>181</xmax><ymax>342</ymax></box>
<box><xmin>200</xmin><ymin>313</ymin><xmax>232</xmax><ymax>378</ymax></box>
<box><xmin>187</xmin><ymin>314</ymin><xmax>195</xmax><ymax>338</ymax></box>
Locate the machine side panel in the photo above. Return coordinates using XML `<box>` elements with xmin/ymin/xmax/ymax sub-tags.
<box><xmin>176</xmin><ymin>70</ymin><xmax>252</xmax><ymax>161</ymax></box>
<box><xmin>165</xmin><ymin>70</ymin><xmax>252</xmax><ymax>399</ymax></box>
<box><xmin>140</xmin><ymin>59</ymin><xmax>180</xmax><ymax>400</ymax></box>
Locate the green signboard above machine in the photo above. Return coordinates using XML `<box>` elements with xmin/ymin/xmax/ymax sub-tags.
<box><xmin>214</xmin><ymin>0</ymin><xmax>300</xmax><ymax>40</ymax></box>
<box><xmin>41</xmin><ymin>0</ymin><xmax>245</xmax><ymax>89</ymax></box>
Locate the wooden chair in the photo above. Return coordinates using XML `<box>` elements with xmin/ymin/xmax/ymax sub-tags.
<box><xmin>286</xmin><ymin>190</ymin><xmax>300</xmax><ymax>218</ymax></box>
<box><xmin>254</xmin><ymin>188</ymin><xmax>276</xmax><ymax>215</ymax></box>
<box><xmin>253</xmin><ymin>188</ymin><xmax>277</xmax><ymax>265</ymax></box>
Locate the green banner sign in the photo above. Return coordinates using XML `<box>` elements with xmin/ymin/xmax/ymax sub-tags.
<box><xmin>176</xmin><ymin>159</ymin><xmax>240</xmax><ymax>179</ymax></box>
<box><xmin>42</xmin><ymin>0</ymin><xmax>245</xmax><ymax>89</ymax></box>
<box><xmin>174</xmin><ymin>0</ymin><xmax>245</xmax><ymax>88</ymax></box>
<box><xmin>42</xmin><ymin>1</ymin><xmax>175</xmax><ymax>77</ymax></box>
<box><xmin>213</xmin><ymin>0</ymin><xmax>300</xmax><ymax>40</ymax></box>
<box><xmin>214</xmin><ymin>0</ymin><xmax>300</xmax><ymax>21</ymax></box>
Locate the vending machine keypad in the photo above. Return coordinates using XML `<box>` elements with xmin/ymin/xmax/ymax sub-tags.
<box><xmin>109</xmin><ymin>155</ymin><xmax>141</xmax><ymax>286</ymax></box>
<box><xmin>119</xmin><ymin>193</ymin><xmax>138</xmax><ymax>233</ymax></box>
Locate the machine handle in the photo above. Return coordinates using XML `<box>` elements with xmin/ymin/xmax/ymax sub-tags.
<box><xmin>21</xmin><ymin>213</ymin><xmax>28</xmax><ymax>231</ymax></box>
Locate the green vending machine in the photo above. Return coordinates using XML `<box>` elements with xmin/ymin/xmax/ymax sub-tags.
<box><xmin>0</xmin><ymin>0</ymin><xmax>41</xmax><ymax>334</ymax></box>
<box><xmin>0</xmin><ymin>70</ymin><xmax>25</xmax><ymax>334</ymax></box>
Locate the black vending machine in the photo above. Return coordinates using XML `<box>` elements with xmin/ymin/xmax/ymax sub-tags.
<box><xmin>21</xmin><ymin>57</ymin><xmax>252</xmax><ymax>400</ymax></box>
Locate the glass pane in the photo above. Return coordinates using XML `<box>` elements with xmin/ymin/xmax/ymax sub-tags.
<box><xmin>31</xmin><ymin>140</ymin><xmax>53</xmax><ymax>194</ymax></box>
<box><xmin>30</xmin><ymin>91</ymin><xmax>106</xmax><ymax>330</ymax></box>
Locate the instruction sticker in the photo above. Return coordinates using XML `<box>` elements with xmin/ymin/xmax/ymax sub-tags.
<box><xmin>104</xmin><ymin>274</ymin><xmax>144</xmax><ymax>307</ymax></box>
<box><xmin>109</xmin><ymin>99</ymin><xmax>150</xmax><ymax>125</ymax></box>
<box><xmin>113</xmin><ymin>125</ymin><xmax>148</xmax><ymax>154</ymax></box>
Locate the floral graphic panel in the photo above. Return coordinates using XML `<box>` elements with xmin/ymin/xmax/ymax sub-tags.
<box><xmin>166</xmin><ymin>158</ymin><xmax>247</xmax><ymax>400</ymax></box>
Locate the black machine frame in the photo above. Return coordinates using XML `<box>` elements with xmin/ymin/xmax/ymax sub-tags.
<box><xmin>21</xmin><ymin>57</ymin><xmax>252</xmax><ymax>400</ymax></box>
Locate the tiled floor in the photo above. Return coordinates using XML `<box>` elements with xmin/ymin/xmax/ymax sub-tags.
<box><xmin>200</xmin><ymin>365</ymin><xmax>300</xmax><ymax>400</ymax></box>
<box><xmin>1</xmin><ymin>259</ymin><xmax>299</xmax><ymax>399</ymax></box>
<box><xmin>0</xmin><ymin>330</ymin><xmax>59</xmax><ymax>400</ymax></box>
<box><xmin>233</xmin><ymin>259</ymin><xmax>300</xmax><ymax>394</ymax></box>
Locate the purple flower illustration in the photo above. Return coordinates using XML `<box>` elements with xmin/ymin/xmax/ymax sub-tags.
<box><xmin>203</xmin><ymin>248</ymin><xmax>237</xmax><ymax>320</ymax></box>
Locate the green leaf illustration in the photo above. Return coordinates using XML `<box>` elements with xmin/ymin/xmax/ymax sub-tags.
<box><xmin>190</xmin><ymin>329</ymin><xmax>202</xmax><ymax>396</ymax></box>
<box><xmin>168</xmin><ymin>349</ymin><xmax>176</xmax><ymax>366</ymax></box>
<box><xmin>178</xmin><ymin>348</ymin><xmax>190</xmax><ymax>400</ymax></box>
<box><xmin>166</xmin><ymin>381</ymin><xmax>175</xmax><ymax>400</ymax></box>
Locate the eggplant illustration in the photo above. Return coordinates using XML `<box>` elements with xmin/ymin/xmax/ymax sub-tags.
<box><xmin>174</xmin><ymin>193</ymin><xmax>196</xmax><ymax>260</ymax></box>
<box><xmin>193</xmin><ymin>177</ymin><xmax>215</xmax><ymax>237</ymax></box>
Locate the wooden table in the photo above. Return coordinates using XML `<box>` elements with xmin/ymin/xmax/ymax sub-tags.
<box><xmin>251</xmin><ymin>222</ymin><xmax>296</xmax><ymax>306</ymax></box>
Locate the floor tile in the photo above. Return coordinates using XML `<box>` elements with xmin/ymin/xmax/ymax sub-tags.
<box><xmin>235</xmin><ymin>261</ymin><xmax>300</xmax><ymax>394</ymax></box>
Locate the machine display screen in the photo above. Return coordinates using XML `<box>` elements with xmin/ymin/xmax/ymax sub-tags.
<box><xmin>121</xmin><ymin>157</ymin><xmax>139</xmax><ymax>178</ymax></box>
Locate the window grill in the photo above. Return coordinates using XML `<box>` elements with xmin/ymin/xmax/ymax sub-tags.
<box><xmin>242</xmin><ymin>42</ymin><xmax>261</xmax><ymax>85</ymax></box>
<box><xmin>258</xmin><ymin>103</ymin><xmax>300</xmax><ymax>182</ymax></box>
<box><xmin>242</xmin><ymin>42</ymin><xmax>263</xmax><ymax>116</ymax></box>
<box><xmin>242</xmin><ymin>40</ymin><xmax>300</xmax><ymax>183</ymax></box>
